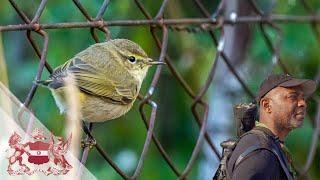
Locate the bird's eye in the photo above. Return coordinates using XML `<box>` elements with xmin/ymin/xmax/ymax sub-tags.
<box><xmin>128</xmin><ymin>56</ymin><xmax>136</xmax><ymax>63</ymax></box>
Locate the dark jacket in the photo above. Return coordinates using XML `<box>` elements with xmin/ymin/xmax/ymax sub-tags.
<box><xmin>226</xmin><ymin>127</ymin><xmax>293</xmax><ymax>180</ymax></box>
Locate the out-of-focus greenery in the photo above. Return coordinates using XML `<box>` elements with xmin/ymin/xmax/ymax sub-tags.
<box><xmin>0</xmin><ymin>0</ymin><xmax>319</xmax><ymax>179</ymax></box>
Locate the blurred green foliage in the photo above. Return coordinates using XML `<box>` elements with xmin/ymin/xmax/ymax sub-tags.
<box><xmin>0</xmin><ymin>0</ymin><xmax>319</xmax><ymax>179</ymax></box>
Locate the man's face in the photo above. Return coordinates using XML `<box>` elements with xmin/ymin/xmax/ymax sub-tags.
<box><xmin>266</xmin><ymin>86</ymin><xmax>307</xmax><ymax>130</ymax></box>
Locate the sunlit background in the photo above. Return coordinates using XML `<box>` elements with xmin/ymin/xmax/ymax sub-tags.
<box><xmin>0</xmin><ymin>0</ymin><xmax>319</xmax><ymax>179</ymax></box>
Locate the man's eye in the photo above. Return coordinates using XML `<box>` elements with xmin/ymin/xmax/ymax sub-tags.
<box><xmin>288</xmin><ymin>95</ymin><xmax>297</xmax><ymax>100</ymax></box>
<box><xmin>128</xmin><ymin>56</ymin><xmax>136</xmax><ymax>63</ymax></box>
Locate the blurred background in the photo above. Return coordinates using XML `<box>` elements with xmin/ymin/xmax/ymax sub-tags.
<box><xmin>0</xmin><ymin>0</ymin><xmax>319</xmax><ymax>179</ymax></box>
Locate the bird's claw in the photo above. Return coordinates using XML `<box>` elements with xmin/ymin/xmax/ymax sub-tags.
<box><xmin>81</xmin><ymin>138</ymin><xmax>96</xmax><ymax>149</ymax></box>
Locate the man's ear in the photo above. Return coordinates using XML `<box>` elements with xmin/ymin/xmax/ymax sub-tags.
<box><xmin>261</xmin><ymin>98</ymin><xmax>271</xmax><ymax>113</ymax></box>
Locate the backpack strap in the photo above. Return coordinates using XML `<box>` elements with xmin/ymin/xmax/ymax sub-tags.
<box><xmin>268</xmin><ymin>144</ymin><xmax>294</xmax><ymax>180</ymax></box>
<box><xmin>232</xmin><ymin>129</ymin><xmax>294</xmax><ymax>180</ymax></box>
<box><xmin>231</xmin><ymin>130</ymin><xmax>262</xmax><ymax>171</ymax></box>
<box><xmin>253</xmin><ymin>129</ymin><xmax>294</xmax><ymax>180</ymax></box>
<box><xmin>233</xmin><ymin>143</ymin><xmax>261</xmax><ymax>168</ymax></box>
<box><xmin>252</xmin><ymin>127</ymin><xmax>293</xmax><ymax>172</ymax></box>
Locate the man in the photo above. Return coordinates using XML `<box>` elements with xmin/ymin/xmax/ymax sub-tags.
<box><xmin>227</xmin><ymin>74</ymin><xmax>317</xmax><ymax>179</ymax></box>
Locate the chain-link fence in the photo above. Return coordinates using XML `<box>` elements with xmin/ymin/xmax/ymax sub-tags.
<box><xmin>1</xmin><ymin>0</ymin><xmax>320</xmax><ymax>179</ymax></box>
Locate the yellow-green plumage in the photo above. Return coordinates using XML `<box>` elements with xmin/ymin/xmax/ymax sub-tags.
<box><xmin>42</xmin><ymin>39</ymin><xmax>164</xmax><ymax>122</ymax></box>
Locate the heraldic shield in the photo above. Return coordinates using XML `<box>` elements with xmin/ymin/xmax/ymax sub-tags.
<box><xmin>28</xmin><ymin>141</ymin><xmax>50</xmax><ymax>164</ymax></box>
<box><xmin>28</xmin><ymin>128</ymin><xmax>50</xmax><ymax>164</ymax></box>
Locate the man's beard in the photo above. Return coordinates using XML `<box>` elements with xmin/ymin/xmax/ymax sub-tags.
<box><xmin>282</xmin><ymin>116</ymin><xmax>303</xmax><ymax>131</ymax></box>
<box><xmin>288</xmin><ymin>116</ymin><xmax>304</xmax><ymax>129</ymax></box>
<box><xmin>276</xmin><ymin>116</ymin><xmax>303</xmax><ymax>131</ymax></box>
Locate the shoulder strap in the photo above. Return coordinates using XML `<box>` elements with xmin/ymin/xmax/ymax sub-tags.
<box><xmin>251</xmin><ymin>128</ymin><xmax>293</xmax><ymax>172</ymax></box>
<box><xmin>232</xmin><ymin>129</ymin><xmax>294</xmax><ymax>180</ymax></box>
<box><xmin>233</xmin><ymin>143</ymin><xmax>262</xmax><ymax>170</ymax></box>
<box><xmin>251</xmin><ymin>129</ymin><xmax>293</xmax><ymax>180</ymax></box>
<box><xmin>232</xmin><ymin>130</ymin><xmax>269</xmax><ymax>171</ymax></box>
<box><xmin>268</xmin><ymin>144</ymin><xmax>294</xmax><ymax>180</ymax></box>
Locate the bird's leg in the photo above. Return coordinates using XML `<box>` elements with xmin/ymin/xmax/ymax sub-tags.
<box><xmin>80</xmin><ymin>122</ymin><xmax>96</xmax><ymax>149</ymax></box>
<box><xmin>78</xmin><ymin>122</ymin><xmax>96</xmax><ymax>176</ymax></box>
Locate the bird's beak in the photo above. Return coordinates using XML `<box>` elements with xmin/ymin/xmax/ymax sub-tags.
<box><xmin>146</xmin><ymin>58</ymin><xmax>166</xmax><ymax>65</ymax></box>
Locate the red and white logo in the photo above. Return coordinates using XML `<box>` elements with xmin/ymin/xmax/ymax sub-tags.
<box><xmin>6</xmin><ymin>128</ymin><xmax>72</xmax><ymax>176</ymax></box>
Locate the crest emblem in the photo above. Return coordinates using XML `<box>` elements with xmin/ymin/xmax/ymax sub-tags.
<box><xmin>28</xmin><ymin>128</ymin><xmax>50</xmax><ymax>165</ymax></box>
<box><xmin>7</xmin><ymin>128</ymin><xmax>72</xmax><ymax>176</ymax></box>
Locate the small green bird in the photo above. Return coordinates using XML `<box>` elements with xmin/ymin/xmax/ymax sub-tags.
<box><xmin>39</xmin><ymin>39</ymin><xmax>164</xmax><ymax>122</ymax></box>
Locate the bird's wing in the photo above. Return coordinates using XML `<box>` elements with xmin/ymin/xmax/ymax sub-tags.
<box><xmin>52</xmin><ymin>58</ymin><xmax>138</xmax><ymax>104</ymax></box>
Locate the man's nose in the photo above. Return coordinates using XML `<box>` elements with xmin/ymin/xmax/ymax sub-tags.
<box><xmin>298</xmin><ymin>98</ymin><xmax>306</xmax><ymax>108</ymax></box>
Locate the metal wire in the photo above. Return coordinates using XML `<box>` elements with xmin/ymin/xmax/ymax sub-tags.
<box><xmin>1</xmin><ymin>0</ymin><xmax>320</xmax><ymax>179</ymax></box>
